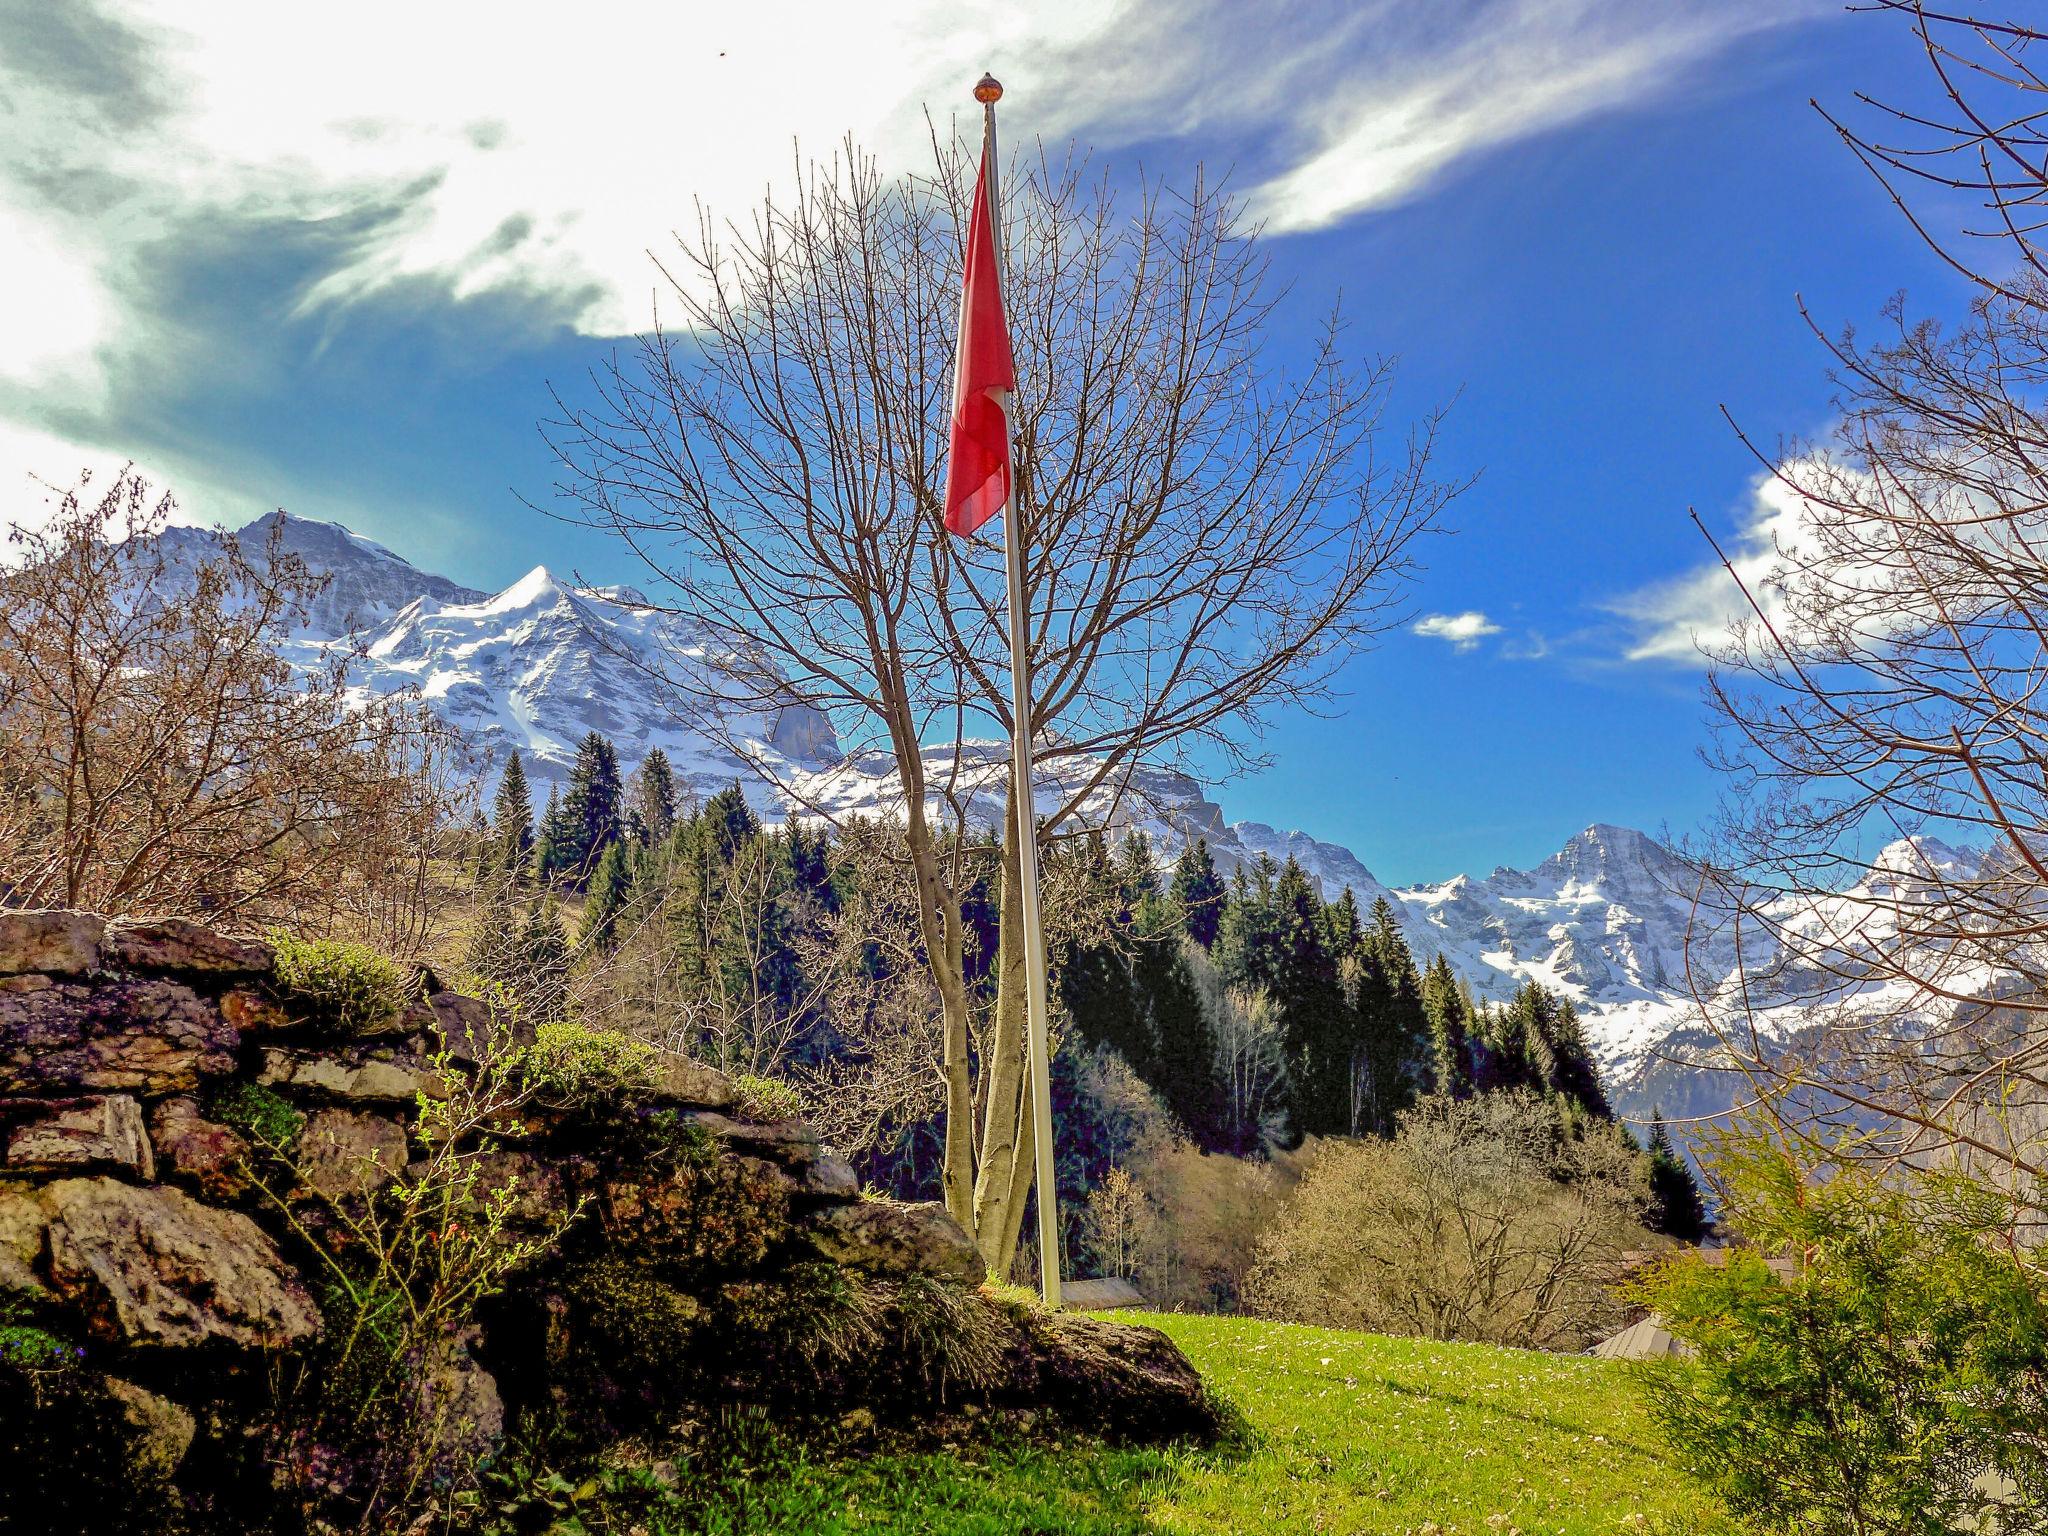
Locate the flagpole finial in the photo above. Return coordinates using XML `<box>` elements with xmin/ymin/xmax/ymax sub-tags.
<box><xmin>974</xmin><ymin>73</ymin><xmax>1003</xmax><ymax>104</ymax></box>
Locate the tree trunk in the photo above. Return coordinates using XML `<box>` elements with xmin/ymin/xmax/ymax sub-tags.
<box><xmin>901</xmin><ymin>801</ymin><xmax>976</xmax><ymax>1230</ymax></box>
<box><xmin>970</xmin><ymin>782</ymin><xmax>1030</xmax><ymax>1266</ymax></box>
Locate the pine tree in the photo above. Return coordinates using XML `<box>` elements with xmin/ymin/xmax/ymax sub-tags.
<box><xmin>1251</xmin><ymin>857</ymin><xmax>1353</xmax><ymax>1140</ymax></box>
<box><xmin>559</xmin><ymin>732</ymin><xmax>625</xmax><ymax>886</ymax></box>
<box><xmin>532</xmin><ymin>784</ymin><xmax>571</xmax><ymax>884</ymax></box>
<box><xmin>1540</xmin><ymin>999</ymin><xmax>1611</xmax><ymax>1119</ymax></box>
<box><xmin>583</xmin><ymin>838</ymin><xmax>633</xmax><ymax>951</ymax></box>
<box><xmin>490</xmin><ymin>752</ymin><xmax>535</xmax><ymax>882</ymax></box>
<box><xmin>1356</xmin><ymin>896</ymin><xmax>1427</xmax><ymax>1132</ymax></box>
<box><xmin>1320</xmin><ymin>887</ymin><xmax>1364</xmax><ymax>963</ymax></box>
<box><xmin>1473</xmin><ymin>988</ymin><xmax>1534</xmax><ymax>1095</ymax></box>
<box><xmin>1169</xmin><ymin>837</ymin><xmax>1226</xmax><ymax>949</ymax></box>
<box><xmin>1116</xmin><ymin>830</ymin><xmax>1160</xmax><ymax>907</ymax></box>
<box><xmin>702</xmin><ymin>782</ymin><xmax>759</xmax><ymax>863</ymax></box>
<box><xmin>1646</xmin><ymin>1112</ymin><xmax>1709</xmax><ymax>1241</ymax></box>
<box><xmin>1419</xmin><ymin>952</ymin><xmax>1474</xmax><ymax>1098</ymax></box>
<box><xmin>630</xmin><ymin>747</ymin><xmax>679</xmax><ymax>845</ymax></box>
<box><xmin>516</xmin><ymin>895</ymin><xmax>573</xmax><ymax>1023</ymax></box>
<box><xmin>1131</xmin><ymin>891</ymin><xmax>1224</xmax><ymax>1147</ymax></box>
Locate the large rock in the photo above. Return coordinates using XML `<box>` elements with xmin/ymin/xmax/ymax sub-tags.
<box><xmin>0</xmin><ymin>979</ymin><xmax>235</xmax><ymax>1094</ymax></box>
<box><xmin>5</xmin><ymin>1095</ymin><xmax>154</xmax><ymax>1178</ymax></box>
<box><xmin>40</xmin><ymin>1177</ymin><xmax>320</xmax><ymax>1348</ymax></box>
<box><xmin>649</xmin><ymin>1054</ymin><xmax>738</xmax><ymax>1110</ymax></box>
<box><xmin>1024</xmin><ymin>1312</ymin><xmax>1224</xmax><ymax>1443</ymax></box>
<box><xmin>102</xmin><ymin>919</ymin><xmax>273</xmax><ymax>978</ymax></box>
<box><xmin>733</xmin><ymin>1150</ymin><xmax>859</xmax><ymax>1202</ymax></box>
<box><xmin>425</xmin><ymin>990</ymin><xmax>530</xmax><ymax>1065</ymax></box>
<box><xmin>683</xmin><ymin>1112</ymin><xmax>821</xmax><ymax>1165</ymax></box>
<box><xmin>257</xmin><ymin>1047</ymin><xmax>448</xmax><ymax>1106</ymax></box>
<box><xmin>0</xmin><ymin>910</ymin><xmax>103</xmax><ymax>977</ymax></box>
<box><xmin>466</xmin><ymin>1147</ymin><xmax>570</xmax><ymax>1228</ymax></box>
<box><xmin>149</xmin><ymin>1097</ymin><xmax>252</xmax><ymax>1200</ymax></box>
<box><xmin>802</xmin><ymin>1199</ymin><xmax>984</xmax><ymax>1283</ymax></box>
<box><xmin>0</xmin><ymin>1180</ymin><xmax>49</xmax><ymax>1293</ymax></box>
<box><xmin>297</xmin><ymin>1108</ymin><xmax>407</xmax><ymax>1201</ymax></box>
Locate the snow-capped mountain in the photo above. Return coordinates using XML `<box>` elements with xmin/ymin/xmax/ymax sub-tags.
<box><xmin>193</xmin><ymin>511</ymin><xmax>1981</xmax><ymax>1115</ymax></box>
<box><xmin>158</xmin><ymin>511</ymin><xmax>489</xmax><ymax>638</ymax></box>
<box><xmin>324</xmin><ymin>563</ymin><xmax>840</xmax><ymax>798</ymax></box>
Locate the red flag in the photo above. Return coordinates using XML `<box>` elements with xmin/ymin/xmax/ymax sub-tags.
<box><xmin>943</xmin><ymin>138</ymin><xmax>1015</xmax><ymax>538</ymax></box>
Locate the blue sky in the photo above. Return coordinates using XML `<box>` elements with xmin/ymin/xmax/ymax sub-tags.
<box><xmin>0</xmin><ymin>1</ymin><xmax>1975</xmax><ymax>885</ymax></box>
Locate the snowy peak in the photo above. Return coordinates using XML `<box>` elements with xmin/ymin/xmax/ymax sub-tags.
<box><xmin>151</xmin><ymin>510</ymin><xmax>487</xmax><ymax>639</ymax></box>
<box><xmin>328</xmin><ymin>563</ymin><xmax>840</xmax><ymax>799</ymax></box>
<box><xmin>240</xmin><ymin>511</ymin><xmax>488</xmax><ymax>635</ymax></box>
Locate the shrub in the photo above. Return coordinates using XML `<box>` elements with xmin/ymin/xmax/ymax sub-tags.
<box><xmin>523</xmin><ymin>1020</ymin><xmax>657</xmax><ymax>1107</ymax></box>
<box><xmin>1248</xmin><ymin>1091</ymin><xmax>1651</xmax><ymax>1349</ymax></box>
<box><xmin>560</xmin><ymin>1256</ymin><xmax>705</xmax><ymax>1401</ymax></box>
<box><xmin>732</xmin><ymin>1073</ymin><xmax>804</xmax><ymax>1123</ymax></box>
<box><xmin>1634</xmin><ymin>1126</ymin><xmax>2048</xmax><ymax>1535</ymax></box>
<box><xmin>268</xmin><ymin>931</ymin><xmax>409</xmax><ymax>1038</ymax></box>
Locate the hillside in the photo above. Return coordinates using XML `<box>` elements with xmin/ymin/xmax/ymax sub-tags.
<box><xmin>609</xmin><ymin>1313</ymin><xmax>1739</xmax><ymax>1534</ymax></box>
<box><xmin>164</xmin><ymin>511</ymin><xmax>1980</xmax><ymax>1117</ymax></box>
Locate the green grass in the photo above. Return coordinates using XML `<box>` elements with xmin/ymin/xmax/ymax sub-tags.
<box><xmin>669</xmin><ymin>1312</ymin><xmax>1739</xmax><ymax>1535</ymax></box>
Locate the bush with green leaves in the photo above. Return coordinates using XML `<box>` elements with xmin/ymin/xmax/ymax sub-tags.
<box><xmin>1634</xmin><ymin>1126</ymin><xmax>2048</xmax><ymax>1535</ymax></box>
<box><xmin>732</xmin><ymin>1073</ymin><xmax>805</xmax><ymax>1123</ymax></box>
<box><xmin>267</xmin><ymin>930</ymin><xmax>410</xmax><ymax>1038</ymax></box>
<box><xmin>522</xmin><ymin>1020</ymin><xmax>657</xmax><ymax>1108</ymax></box>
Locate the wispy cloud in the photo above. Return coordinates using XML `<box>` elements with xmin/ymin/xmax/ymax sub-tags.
<box><xmin>1239</xmin><ymin>0</ymin><xmax>1819</xmax><ymax>232</ymax></box>
<box><xmin>1414</xmin><ymin>610</ymin><xmax>1504</xmax><ymax>652</ymax></box>
<box><xmin>0</xmin><ymin>0</ymin><xmax>1833</xmax><ymax>498</ymax></box>
<box><xmin>1609</xmin><ymin>467</ymin><xmax>1830</xmax><ymax>664</ymax></box>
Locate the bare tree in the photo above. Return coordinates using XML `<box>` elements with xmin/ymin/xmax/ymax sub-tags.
<box><xmin>1247</xmin><ymin>1093</ymin><xmax>1649</xmax><ymax>1350</ymax></box>
<box><xmin>545</xmin><ymin>137</ymin><xmax>1458</xmax><ymax>1260</ymax></box>
<box><xmin>0</xmin><ymin>469</ymin><xmax>469</xmax><ymax>948</ymax></box>
<box><xmin>1682</xmin><ymin>4</ymin><xmax>2048</xmax><ymax>1217</ymax></box>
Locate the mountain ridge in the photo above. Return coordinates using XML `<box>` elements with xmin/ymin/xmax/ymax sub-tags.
<box><xmin>177</xmin><ymin>511</ymin><xmax>1975</xmax><ymax>1121</ymax></box>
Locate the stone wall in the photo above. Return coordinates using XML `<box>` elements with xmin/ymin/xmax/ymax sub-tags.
<box><xmin>0</xmin><ymin>911</ymin><xmax>1217</xmax><ymax>1534</ymax></box>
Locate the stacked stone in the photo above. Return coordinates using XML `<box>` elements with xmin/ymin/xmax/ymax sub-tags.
<box><xmin>0</xmin><ymin>909</ymin><xmax>1215</xmax><ymax>1525</ymax></box>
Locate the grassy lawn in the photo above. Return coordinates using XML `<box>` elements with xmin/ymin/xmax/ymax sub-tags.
<box><xmin>676</xmin><ymin>1312</ymin><xmax>1739</xmax><ymax>1536</ymax></box>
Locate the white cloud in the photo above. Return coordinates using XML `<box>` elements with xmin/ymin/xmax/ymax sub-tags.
<box><xmin>1610</xmin><ymin>466</ymin><xmax>1836</xmax><ymax>663</ymax></box>
<box><xmin>1414</xmin><ymin>610</ymin><xmax>1504</xmax><ymax>652</ymax></box>
<box><xmin>1242</xmin><ymin>0</ymin><xmax>1818</xmax><ymax>232</ymax></box>
<box><xmin>0</xmin><ymin>0</ymin><xmax>1831</xmax><ymax>495</ymax></box>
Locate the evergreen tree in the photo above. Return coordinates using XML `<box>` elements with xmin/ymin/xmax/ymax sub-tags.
<box><xmin>490</xmin><ymin>752</ymin><xmax>535</xmax><ymax>882</ymax></box>
<box><xmin>1320</xmin><ymin>887</ymin><xmax>1364</xmax><ymax>963</ymax></box>
<box><xmin>1419</xmin><ymin>952</ymin><xmax>1474</xmax><ymax>1098</ymax></box>
<box><xmin>1540</xmin><ymin>999</ymin><xmax>1611</xmax><ymax>1119</ymax></box>
<box><xmin>1169</xmin><ymin>837</ymin><xmax>1227</xmax><ymax>949</ymax></box>
<box><xmin>516</xmin><ymin>895</ymin><xmax>573</xmax><ymax>1023</ymax></box>
<box><xmin>630</xmin><ymin>747</ymin><xmax>679</xmax><ymax>844</ymax></box>
<box><xmin>1355</xmin><ymin>896</ymin><xmax>1428</xmax><ymax>1133</ymax></box>
<box><xmin>559</xmin><ymin>731</ymin><xmax>625</xmax><ymax>886</ymax></box>
<box><xmin>1116</xmin><ymin>830</ymin><xmax>1160</xmax><ymax>907</ymax></box>
<box><xmin>1059</xmin><ymin>833</ymin><xmax>1147</xmax><ymax>1074</ymax></box>
<box><xmin>1131</xmin><ymin>892</ymin><xmax>1224</xmax><ymax>1146</ymax></box>
<box><xmin>1227</xmin><ymin>857</ymin><xmax>1353</xmax><ymax>1140</ymax></box>
<box><xmin>532</xmin><ymin>785</ymin><xmax>572</xmax><ymax>884</ymax></box>
<box><xmin>1646</xmin><ymin>1112</ymin><xmax>1709</xmax><ymax>1242</ymax></box>
<box><xmin>702</xmin><ymin>782</ymin><xmax>759</xmax><ymax>864</ymax></box>
<box><xmin>583</xmin><ymin>838</ymin><xmax>633</xmax><ymax>951</ymax></box>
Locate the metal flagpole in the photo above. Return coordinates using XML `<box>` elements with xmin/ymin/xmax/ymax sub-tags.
<box><xmin>976</xmin><ymin>71</ymin><xmax>1061</xmax><ymax>1309</ymax></box>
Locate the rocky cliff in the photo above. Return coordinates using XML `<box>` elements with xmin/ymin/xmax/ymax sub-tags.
<box><xmin>0</xmin><ymin>912</ymin><xmax>1217</xmax><ymax>1535</ymax></box>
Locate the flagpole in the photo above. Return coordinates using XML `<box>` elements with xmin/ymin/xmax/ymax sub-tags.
<box><xmin>976</xmin><ymin>72</ymin><xmax>1061</xmax><ymax>1310</ymax></box>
